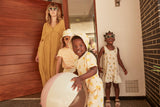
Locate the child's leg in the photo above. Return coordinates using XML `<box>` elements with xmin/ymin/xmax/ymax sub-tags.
<box><xmin>105</xmin><ymin>83</ymin><xmax>111</xmax><ymax>107</ymax></box>
<box><xmin>105</xmin><ymin>83</ymin><xmax>111</xmax><ymax>100</ymax></box>
<box><xmin>113</xmin><ymin>83</ymin><xmax>120</xmax><ymax>107</ymax></box>
<box><xmin>113</xmin><ymin>83</ymin><xmax>119</xmax><ymax>99</ymax></box>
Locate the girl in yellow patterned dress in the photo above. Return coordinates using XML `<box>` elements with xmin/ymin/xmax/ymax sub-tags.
<box><xmin>98</xmin><ymin>31</ymin><xmax>128</xmax><ymax>107</ymax></box>
<box><xmin>71</xmin><ymin>33</ymin><xmax>104</xmax><ymax>107</ymax></box>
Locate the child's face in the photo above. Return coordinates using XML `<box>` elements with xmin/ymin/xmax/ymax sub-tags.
<box><xmin>63</xmin><ymin>36</ymin><xmax>70</xmax><ymax>45</ymax></box>
<box><xmin>105</xmin><ymin>34</ymin><xmax>115</xmax><ymax>44</ymax></box>
<box><xmin>72</xmin><ymin>38</ymin><xmax>87</xmax><ymax>58</ymax></box>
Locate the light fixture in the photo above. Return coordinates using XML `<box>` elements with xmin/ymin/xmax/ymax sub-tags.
<box><xmin>115</xmin><ymin>0</ymin><xmax>120</xmax><ymax>7</ymax></box>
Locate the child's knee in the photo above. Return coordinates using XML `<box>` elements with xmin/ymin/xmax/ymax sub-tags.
<box><xmin>106</xmin><ymin>83</ymin><xmax>111</xmax><ymax>88</ymax></box>
<box><xmin>113</xmin><ymin>83</ymin><xmax>119</xmax><ymax>88</ymax></box>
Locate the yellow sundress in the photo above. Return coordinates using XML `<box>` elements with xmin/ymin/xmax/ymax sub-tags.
<box><xmin>77</xmin><ymin>52</ymin><xmax>104</xmax><ymax>107</ymax></box>
<box><xmin>38</xmin><ymin>20</ymin><xmax>65</xmax><ymax>86</ymax></box>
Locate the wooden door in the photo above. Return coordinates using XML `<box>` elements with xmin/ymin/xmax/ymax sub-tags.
<box><xmin>63</xmin><ymin>0</ymin><xmax>70</xmax><ymax>29</ymax></box>
<box><xmin>0</xmin><ymin>0</ymin><xmax>59</xmax><ymax>101</ymax></box>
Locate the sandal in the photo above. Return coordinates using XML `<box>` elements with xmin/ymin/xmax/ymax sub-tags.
<box><xmin>115</xmin><ymin>99</ymin><xmax>120</xmax><ymax>107</ymax></box>
<box><xmin>105</xmin><ymin>100</ymin><xmax>111</xmax><ymax>107</ymax></box>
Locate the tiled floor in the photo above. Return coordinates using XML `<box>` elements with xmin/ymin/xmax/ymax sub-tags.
<box><xmin>0</xmin><ymin>93</ymin><xmax>151</xmax><ymax>107</ymax></box>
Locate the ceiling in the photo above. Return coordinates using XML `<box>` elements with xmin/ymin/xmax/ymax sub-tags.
<box><xmin>68</xmin><ymin>0</ymin><xmax>93</xmax><ymax>17</ymax></box>
<box><xmin>46</xmin><ymin>0</ymin><xmax>94</xmax><ymax>23</ymax></box>
<box><xmin>50</xmin><ymin>0</ymin><xmax>93</xmax><ymax>17</ymax></box>
<box><xmin>68</xmin><ymin>0</ymin><xmax>94</xmax><ymax>23</ymax></box>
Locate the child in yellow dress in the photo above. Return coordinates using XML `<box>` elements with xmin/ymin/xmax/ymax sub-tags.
<box><xmin>71</xmin><ymin>33</ymin><xmax>104</xmax><ymax>107</ymax></box>
<box><xmin>56</xmin><ymin>29</ymin><xmax>78</xmax><ymax>73</ymax></box>
<box><xmin>98</xmin><ymin>31</ymin><xmax>128</xmax><ymax>107</ymax></box>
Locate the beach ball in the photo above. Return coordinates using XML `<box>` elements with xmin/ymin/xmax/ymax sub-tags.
<box><xmin>41</xmin><ymin>72</ymin><xmax>86</xmax><ymax>107</ymax></box>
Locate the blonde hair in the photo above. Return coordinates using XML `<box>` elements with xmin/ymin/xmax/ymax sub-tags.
<box><xmin>45</xmin><ymin>3</ymin><xmax>62</xmax><ymax>24</ymax></box>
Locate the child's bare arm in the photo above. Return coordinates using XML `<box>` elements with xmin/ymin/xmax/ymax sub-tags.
<box><xmin>35</xmin><ymin>53</ymin><xmax>39</xmax><ymax>62</ymax></box>
<box><xmin>117</xmin><ymin>48</ymin><xmax>128</xmax><ymax>75</ymax></box>
<box><xmin>56</xmin><ymin>56</ymin><xmax>62</xmax><ymax>74</ymax></box>
<box><xmin>71</xmin><ymin>66</ymin><xmax>97</xmax><ymax>91</ymax></box>
<box><xmin>73</xmin><ymin>69</ymin><xmax>78</xmax><ymax>75</ymax></box>
<box><xmin>97</xmin><ymin>47</ymin><xmax>104</xmax><ymax>72</ymax></box>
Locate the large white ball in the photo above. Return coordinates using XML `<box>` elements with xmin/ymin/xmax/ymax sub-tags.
<box><xmin>41</xmin><ymin>72</ymin><xmax>79</xmax><ymax>107</ymax></box>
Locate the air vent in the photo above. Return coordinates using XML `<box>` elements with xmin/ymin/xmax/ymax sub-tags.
<box><xmin>125</xmin><ymin>80</ymin><xmax>139</xmax><ymax>93</ymax></box>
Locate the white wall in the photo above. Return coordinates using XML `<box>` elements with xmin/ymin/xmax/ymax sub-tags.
<box><xmin>95</xmin><ymin>0</ymin><xmax>145</xmax><ymax>96</ymax></box>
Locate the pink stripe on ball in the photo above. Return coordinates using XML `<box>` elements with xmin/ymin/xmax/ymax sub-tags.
<box><xmin>41</xmin><ymin>73</ymin><xmax>62</xmax><ymax>107</ymax></box>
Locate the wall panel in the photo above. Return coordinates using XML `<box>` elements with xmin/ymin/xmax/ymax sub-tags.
<box><xmin>0</xmin><ymin>0</ymin><xmax>50</xmax><ymax>101</ymax></box>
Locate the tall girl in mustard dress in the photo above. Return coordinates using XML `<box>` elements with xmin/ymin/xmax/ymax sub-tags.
<box><xmin>35</xmin><ymin>3</ymin><xmax>65</xmax><ymax>86</ymax></box>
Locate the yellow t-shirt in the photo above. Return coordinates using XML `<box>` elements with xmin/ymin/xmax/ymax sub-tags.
<box><xmin>57</xmin><ymin>47</ymin><xmax>78</xmax><ymax>69</ymax></box>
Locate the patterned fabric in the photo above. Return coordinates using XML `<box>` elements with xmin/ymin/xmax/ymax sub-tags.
<box><xmin>62</xmin><ymin>29</ymin><xmax>74</xmax><ymax>49</ymax></box>
<box><xmin>77</xmin><ymin>52</ymin><xmax>104</xmax><ymax>107</ymax></box>
<box><xmin>62</xmin><ymin>29</ymin><xmax>74</xmax><ymax>37</ymax></box>
<box><xmin>57</xmin><ymin>47</ymin><xmax>78</xmax><ymax>72</ymax></box>
<box><xmin>102</xmin><ymin>46</ymin><xmax>121</xmax><ymax>83</ymax></box>
<box><xmin>38</xmin><ymin>20</ymin><xmax>65</xmax><ymax>86</ymax></box>
<box><xmin>75</xmin><ymin>33</ymin><xmax>89</xmax><ymax>49</ymax></box>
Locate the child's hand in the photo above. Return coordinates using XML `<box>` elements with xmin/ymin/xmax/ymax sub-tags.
<box><xmin>124</xmin><ymin>70</ymin><xmax>128</xmax><ymax>75</ymax></box>
<box><xmin>71</xmin><ymin>77</ymin><xmax>82</xmax><ymax>91</ymax></box>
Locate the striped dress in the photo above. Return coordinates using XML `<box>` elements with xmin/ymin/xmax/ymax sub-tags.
<box><xmin>57</xmin><ymin>47</ymin><xmax>78</xmax><ymax>73</ymax></box>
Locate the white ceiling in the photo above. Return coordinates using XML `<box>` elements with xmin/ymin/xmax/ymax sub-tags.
<box><xmin>50</xmin><ymin>0</ymin><xmax>93</xmax><ymax>17</ymax></box>
<box><xmin>68</xmin><ymin>0</ymin><xmax>93</xmax><ymax>16</ymax></box>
